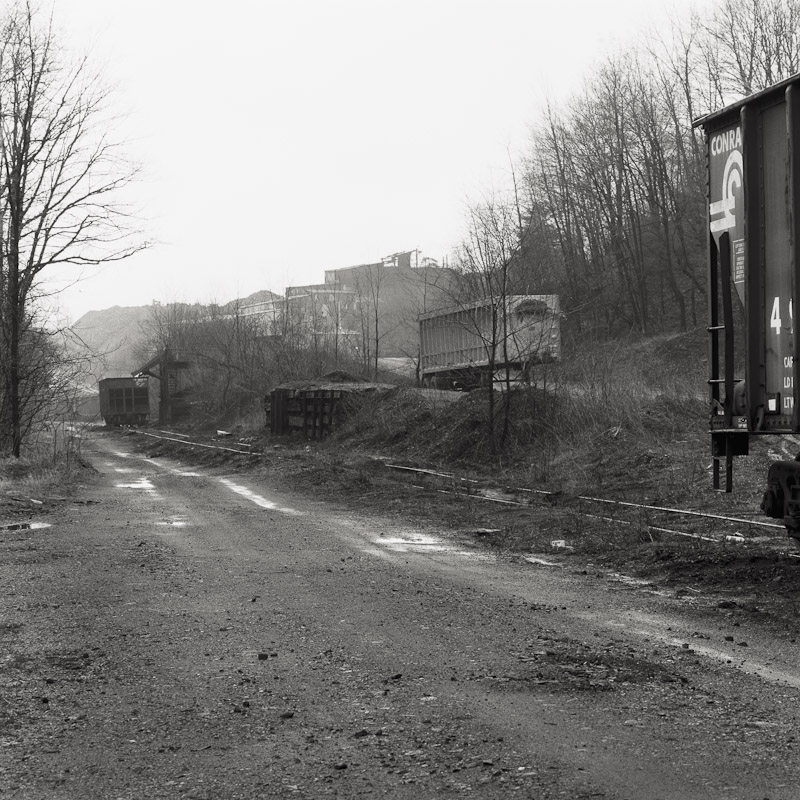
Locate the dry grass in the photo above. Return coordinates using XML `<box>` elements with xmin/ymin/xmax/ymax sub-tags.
<box><xmin>335</xmin><ymin>337</ymin><xmax>709</xmax><ymax>506</ymax></box>
<box><xmin>0</xmin><ymin>459</ymin><xmax>62</xmax><ymax>498</ymax></box>
<box><xmin>0</xmin><ymin>421</ymin><xmax>90</xmax><ymax>505</ymax></box>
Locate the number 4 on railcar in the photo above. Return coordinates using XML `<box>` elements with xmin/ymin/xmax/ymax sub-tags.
<box><xmin>695</xmin><ymin>72</ymin><xmax>800</xmax><ymax>538</ymax></box>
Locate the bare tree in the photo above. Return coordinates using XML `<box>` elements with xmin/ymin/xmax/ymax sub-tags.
<box><xmin>351</xmin><ymin>263</ymin><xmax>387</xmax><ymax>379</ymax></box>
<box><xmin>522</xmin><ymin>33</ymin><xmax>713</xmax><ymax>339</ymax></box>
<box><xmin>0</xmin><ymin>308</ymin><xmax>82</xmax><ymax>449</ymax></box>
<box><xmin>454</xmin><ymin>195</ymin><xmax>522</xmax><ymax>449</ymax></box>
<box><xmin>0</xmin><ymin>3</ymin><xmax>143</xmax><ymax>456</ymax></box>
<box><xmin>701</xmin><ymin>0</ymin><xmax>800</xmax><ymax>102</ymax></box>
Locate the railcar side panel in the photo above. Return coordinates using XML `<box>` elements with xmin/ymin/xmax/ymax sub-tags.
<box><xmin>98</xmin><ymin>377</ymin><xmax>150</xmax><ymax>426</ymax></box>
<box><xmin>418</xmin><ymin>295</ymin><xmax>560</xmax><ymax>389</ymax></box>
<box><xmin>761</xmin><ymin>102</ymin><xmax>794</xmax><ymax>429</ymax></box>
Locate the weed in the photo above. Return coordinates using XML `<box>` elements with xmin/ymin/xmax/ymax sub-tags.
<box><xmin>0</xmin><ymin>420</ymin><xmax>90</xmax><ymax>501</ymax></box>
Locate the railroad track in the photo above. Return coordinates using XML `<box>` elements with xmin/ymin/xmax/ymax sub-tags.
<box><xmin>133</xmin><ymin>429</ymin><xmax>262</xmax><ymax>456</ymax></box>
<box><xmin>383</xmin><ymin>463</ymin><xmax>790</xmax><ymax>547</ymax></box>
<box><xmin>124</xmin><ymin>429</ymin><xmax>792</xmax><ymax>548</ymax></box>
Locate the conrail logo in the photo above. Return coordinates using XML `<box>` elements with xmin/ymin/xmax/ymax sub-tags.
<box><xmin>710</xmin><ymin>126</ymin><xmax>743</xmax><ymax>234</ymax></box>
<box><xmin>710</xmin><ymin>126</ymin><xmax>742</xmax><ymax>155</ymax></box>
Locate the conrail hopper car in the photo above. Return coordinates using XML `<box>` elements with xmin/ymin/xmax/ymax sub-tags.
<box><xmin>694</xmin><ymin>71</ymin><xmax>800</xmax><ymax>538</ymax></box>
<box><xmin>419</xmin><ymin>295</ymin><xmax>560</xmax><ymax>391</ymax></box>
<box><xmin>98</xmin><ymin>377</ymin><xmax>150</xmax><ymax>426</ymax></box>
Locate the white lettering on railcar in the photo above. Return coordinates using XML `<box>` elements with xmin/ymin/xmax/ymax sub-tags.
<box><xmin>710</xmin><ymin>148</ymin><xmax>743</xmax><ymax>233</ymax></box>
<box><xmin>710</xmin><ymin>127</ymin><xmax>742</xmax><ymax>155</ymax></box>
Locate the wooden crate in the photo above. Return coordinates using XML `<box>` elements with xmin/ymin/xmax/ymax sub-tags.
<box><xmin>270</xmin><ymin>388</ymin><xmax>343</xmax><ymax>439</ymax></box>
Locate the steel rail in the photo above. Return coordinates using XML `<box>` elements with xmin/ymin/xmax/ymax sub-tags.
<box><xmin>524</xmin><ymin>490</ymin><xmax>784</xmax><ymax>530</ymax></box>
<box><xmin>135</xmin><ymin>430</ymin><xmax>259</xmax><ymax>456</ymax></box>
<box><xmin>384</xmin><ymin>462</ymin><xmax>784</xmax><ymax>532</ymax></box>
<box><xmin>151</xmin><ymin>429</ymin><xmax>190</xmax><ymax>439</ymax></box>
<box><xmin>581</xmin><ymin>513</ymin><xmax>719</xmax><ymax>543</ymax></box>
<box><xmin>427</xmin><ymin>485</ymin><xmax>721</xmax><ymax>542</ymax></box>
<box><xmin>386</xmin><ymin>463</ymin><xmax>480</xmax><ymax>483</ymax></box>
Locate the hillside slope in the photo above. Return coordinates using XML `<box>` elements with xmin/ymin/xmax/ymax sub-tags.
<box><xmin>69</xmin><ymin>305</ymin><xmax>152</xmax><ymax>383</ymax></box>
<box><xmin>67</xmin><ymin>289</ymin><xmax>284</xmax><ymax>386</ymax></box>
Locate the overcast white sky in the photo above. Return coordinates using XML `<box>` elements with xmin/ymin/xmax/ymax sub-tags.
<box><xmin>48</xmin><ymin>0</ymin><xmax>709</xmax><ymax>322</ymax></box>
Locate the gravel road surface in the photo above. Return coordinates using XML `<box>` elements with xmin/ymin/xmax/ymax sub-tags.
<box><xmin>2</xmin><ymin>430</ymin><xmax>800</xmax><ymax>798</ymax></box>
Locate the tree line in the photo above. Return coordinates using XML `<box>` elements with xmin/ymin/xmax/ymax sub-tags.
<box><xmin>3</xmin><ymin>0</ymin><xmax>799</xmax><ymax>455</ymax></box>
<box><xmin>495</xmin><ymin>0</ymin><xmax>800</xmax><ymax>340</ymax></box>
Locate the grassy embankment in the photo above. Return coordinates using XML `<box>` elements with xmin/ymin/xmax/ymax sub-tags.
<box><xmin>0</xmin><ymin>423</ymin><xmax>90</xmax><ymax>519</ymax></box>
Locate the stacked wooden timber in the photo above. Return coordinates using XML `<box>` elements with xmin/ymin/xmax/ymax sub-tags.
<box><xmin>268</xmin><ymin>374</ymin><xmax>394</xmax><ymax>439</ymax></box>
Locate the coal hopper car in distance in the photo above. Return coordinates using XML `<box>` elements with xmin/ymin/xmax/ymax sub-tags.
<box><xmin>98</xmin><ymin>377</ymin><xmax>149</xmax><ymax>426</ymax></box>
<box><xmin>419</xmin><ymin>295</ymin><xmax>560</xmax><ymax>391</ymax></box>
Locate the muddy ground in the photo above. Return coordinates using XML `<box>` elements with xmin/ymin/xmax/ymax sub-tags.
<box><xmin>130</xmin><ymin>419</ymin><xmax>800</xmax><ymax>630</ymax></box>
<box><xmin>3</xmin><ymin>421</ymin><xmax>800</xmax><ymax>798</ymax></box>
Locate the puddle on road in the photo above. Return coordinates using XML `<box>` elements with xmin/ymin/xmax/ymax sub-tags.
<box><xmin>0</xmin><ymin>521</ymin><xmax>52</xmax><ymax>532</ymax></box>
<box><xmin>105</xmin><ymin>447</ymin><xmax>303</xmax><ymax>516</ymax></box>
<box><xmin>524</xmin><ymin>556</ymin><xmax>561</xmax><ymax>567</ymax></box>
<box><xmin>103</xmin><ymin>444</ymin><xmax>488</xmax><ymax>559</ymax></box>
<box><xmin>115</xmin><ymin>479</ymin><xmax>156</xmax><ymax>491</ymax></box>
<box><xmin>608</xmin><ymin>573</ymin><xmax>669</xmax><ymax>596</ymax></box>
<box><xmin>367</xmin><ymin>527</ymin><xmax>490</xmax><ymax>560</ymax></box>
<box><xmin>146</xmin><ymin>460</ymin><xmax>201</xmax><ymax>478</ymax></box>
<box><xmin>331</xmin><ymin>515</ymin><xmax>490</xmax><ymax>560</ymax></box>
<box><xmin>114</xmin><ymin>477</ymin><xmax>163</xmax><ymax>502</ymax></box>
<box><xmin>155</xmin><ymin>515</ymin><xmax>189</xmax><ymax>529</ymax></box>
<box><xmin>218</xmin><ymin>478</ymin><xmax>303</xmax><ymax>516</ymax></box>
<box><xmin>378</xmin><ymin>533</ymin><xmax>450</xmax><ymax>553</ymax></box>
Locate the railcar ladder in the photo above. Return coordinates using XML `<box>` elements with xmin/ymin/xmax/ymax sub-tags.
<box><xmin>708</xmin><ymin>231</ymin><xmax>746</xmax><ymax>492</ymax></box>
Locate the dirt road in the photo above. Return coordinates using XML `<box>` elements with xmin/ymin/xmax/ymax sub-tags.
<box><xmin>2</xmin><ymin>430</ymin><xmax>800</xmax><ymax>798</ymax></box>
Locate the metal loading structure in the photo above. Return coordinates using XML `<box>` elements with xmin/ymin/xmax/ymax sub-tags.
<box><xmin>694</xmin><ymin>72</ymin><xmax>800</xmax><ymax>536</ymax></box>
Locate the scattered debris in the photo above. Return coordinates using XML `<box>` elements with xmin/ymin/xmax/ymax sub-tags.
<box><xmin>8</xmin><ymin>496</ymin><xmax>43</xmax><ymax>505</ymax></box>
<box><xmin>0</xmin><ymin>521</ymin><xmax>52</xmax><ymax>532</ymax></box>
<box><xmin>550</xmin><ymin>539</ymin><xmax>574</xmax><ymax>550</ymax></box>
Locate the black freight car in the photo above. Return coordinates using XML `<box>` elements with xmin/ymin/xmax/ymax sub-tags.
<box><xmin>694</xmin><ymin>70</ymin><xmax>800</xmax><ymax>537</ymax></box>
<box><xmin>98</xmin><ymin>377</ymin><xmax>150</xmax><ymax>426</ymax></box>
